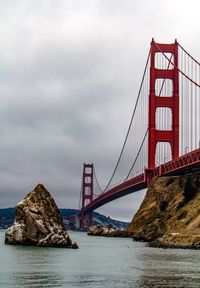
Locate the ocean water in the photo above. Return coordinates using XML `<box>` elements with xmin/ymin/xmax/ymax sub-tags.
<box><xmin>0</xmin><ymin>229</ymin><xmax>200</xmax><ymax>288</ymax></box>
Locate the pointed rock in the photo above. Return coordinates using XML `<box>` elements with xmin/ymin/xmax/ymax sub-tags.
<box><xmin>5</xmin><ymin>184</ymin><xmax>78</xmax><ymax>248</ymax></box>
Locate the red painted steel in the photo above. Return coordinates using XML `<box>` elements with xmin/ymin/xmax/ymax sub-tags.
<box><xmin>81</xmin><ymin>40</ymin><xmax>200</xmax><ymax>218</ymax></box>
<box><xmin>161</xmin><ymin>148</ymin><xmax>200</xmax><ymax>176</ymax></box>
<box><xmin>84</xmin><ymin>148</ymin><xmax>200</xmax><ymax>215</ymax></box>
<box><xmin>148</xmin><ymin>39</ymin><xmax>179</xmax><ymax>169</ymax></box>
<box><xmin>83</xmin><ymin>173</ymin><xmax>147</xmax><ymax>215</ymax></box>
<box><xmin>80</xmin><ymin>163</ymin><xmax>94</xmax><ymax>229</ymax></box>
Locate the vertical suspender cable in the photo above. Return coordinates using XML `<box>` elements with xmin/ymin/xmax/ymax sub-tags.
<box><xmin>103</xmin><ymin>49</ymin><xmax>151</xmax><ymax>192</ymax></box>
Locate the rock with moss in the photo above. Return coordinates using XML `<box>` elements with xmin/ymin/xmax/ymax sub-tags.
<box><xmin>5</xmin><ymin>184</ymin><xmax>78</xmax><ymax>248</ymax></box>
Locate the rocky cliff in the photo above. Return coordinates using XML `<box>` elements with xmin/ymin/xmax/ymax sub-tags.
<box><xmin>5</xmin><ymin>184</ymin><xmax>78</xmax><ymax>248</ymax></box>
<box><xmin>129</xmin><ymin>173</ymin><xmax>200</xmax><ymax>248</ymax></box>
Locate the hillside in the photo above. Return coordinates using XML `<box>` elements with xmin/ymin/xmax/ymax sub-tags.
<box><xmin>129</xmin><ymin>173</ymin><xmax>200</xmax><ymax>248</ymax></box>
<box><xmin>0</xmin><ymin>208</ymin><xmax>129</xmax><ymax>230</ymax></box>
<box><xmin>0</xmin><ymin>208</ymin><xmax>15</xmax><ymax>228</ymax></box>
<box><xmin>59</xmin><ymin>209</ymin><xmax>129</xmax><ymax>230</ymax></box>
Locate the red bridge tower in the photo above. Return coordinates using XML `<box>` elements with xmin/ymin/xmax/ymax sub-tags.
<box><xmin>148</xmin><ymin>39</ymin><xmax>179</xmax><ymax>170</ymax></box>
<box><xmin>80</xmin><ymin>163</ymin><xmax>94</xmax><ymax>229</ymax></box>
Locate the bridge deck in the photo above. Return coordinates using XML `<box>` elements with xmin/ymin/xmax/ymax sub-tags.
<box><xmin>84</xmin><ymin>173</ymin><xmax>147</xmax><ymax>214</ymax></box>
<box><xmin>83</xmin><ymin>148</ymin><xmax>200</xmax><ymax>215</ymax></box>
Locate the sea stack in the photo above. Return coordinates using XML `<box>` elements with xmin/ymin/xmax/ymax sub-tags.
<box><xmin>5</xmin><ymin>184</ymin><xmax>78</xmax><ymax>248</ymax></box>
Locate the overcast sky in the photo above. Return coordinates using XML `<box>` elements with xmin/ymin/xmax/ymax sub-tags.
<box><xmin>0</xmin><ymin>0</ymin><xmax>200</xmax><ymax>221</ymax></box>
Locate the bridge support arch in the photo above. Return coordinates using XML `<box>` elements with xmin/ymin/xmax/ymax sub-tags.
<box><xmin>148</xmin><ymin>39</ymin><xmax>179</xmax><ymax>170</ymax></box>
<box><xmin>80</xmin><ymin>163</ymin><xmax>94</xmax><ymax>229</ymax></box>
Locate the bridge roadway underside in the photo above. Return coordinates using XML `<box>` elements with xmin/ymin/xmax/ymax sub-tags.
<box><xmin>83</xmin><ymin>148</ymin><xmax>200</xmax><ymax>216</ymax></box>
<box><xmin>83</xmin><ymin>180</ymin><xmax>147</xmax><ymax>215</ymax></box>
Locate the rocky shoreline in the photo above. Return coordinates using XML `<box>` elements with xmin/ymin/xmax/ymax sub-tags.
<box><xmin>88</xmin><ymin>224</ymin><xmax>131</xmax><ymax>237</ymax></box>
<box><xmin>129</xmin><ymin>174</ymin><xmax>200</xmax><ymax>249</ymax></box>
<box><xmin>150</xmin><ymin>233</ymin><xmax>200</xmax><ymax>249</ymax></box>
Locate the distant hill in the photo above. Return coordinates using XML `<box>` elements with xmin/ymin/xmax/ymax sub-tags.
<box><xmin>60</xmin><ymin>209</ymin><xmax>129</xmax><ymax>230</ymax></box>
<box><xmin>0</xmin><ymin>208</ymin><xmax>15</xmax><ymax>228</ymax></box>
<box><xmin>0</xmin><ymin>208</ymin><xmax>129</xmax><ymax>230</ymax></box>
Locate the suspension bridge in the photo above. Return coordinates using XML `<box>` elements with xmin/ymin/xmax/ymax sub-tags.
<box><xmin>77</xmin><ymin>39</ymin><xmax>200</xmax><ymax>229</ymax></box>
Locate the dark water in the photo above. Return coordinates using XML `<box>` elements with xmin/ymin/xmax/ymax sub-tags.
<box><xmin>0</xmin><ymin>230</ymin><xmax>200</xmax><ymax>287</ymax></box>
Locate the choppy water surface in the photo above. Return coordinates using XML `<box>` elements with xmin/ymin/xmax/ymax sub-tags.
<box><xmin>0</xmin><ymin>229</ymin><xmax>200</xmax><ymax>287</ymax></box>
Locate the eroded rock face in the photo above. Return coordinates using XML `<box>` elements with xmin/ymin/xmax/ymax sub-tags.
<box><xmin>5</xmin><ymin>184</ymin><xmax>78</xmax><ymax>248</ymax></box>
<box><xmin>129</xmin><ymin>173</ymin><xmax>200</xmax><ymax>248</ymax></box>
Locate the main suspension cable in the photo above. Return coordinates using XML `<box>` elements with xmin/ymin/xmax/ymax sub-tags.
<box><xmin>93</xmin><ymin>167</ymin><xmax>103</xmax><ymax>194</ymax></box>
<box><xmin>125</xmin><ymin>128</ymin><xmax>148</xmax><ymax>180</ymax></box>
<box><xmin>103</xmin><ymin>49</ymin><xmax>151</xmax><ymax>192</ymax></box>
<box><xmin>125</xmin><ymin>52</ymin><xmax>173</xmax><ymax>180</ymax></box>
<box><xmin>178</xmin><ymin>42</ymin><xmax>200</xmax><ymax>66</ymax></box>
<box><xmin>154</xmin><ymin>42</ymin><xmax>200</xmax><ymax>88</ymax></box>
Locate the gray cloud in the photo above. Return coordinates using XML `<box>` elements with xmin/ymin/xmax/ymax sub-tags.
<box><xmin>0</xmin><ymin>0</ymin><xmax>200</xmax><ymax>220</ymax></box>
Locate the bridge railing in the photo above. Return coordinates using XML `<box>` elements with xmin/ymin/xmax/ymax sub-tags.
<box><xmin>149</xmin><ymin>147</ymin><xmax>200</xmax><ymax>178</ymax></box>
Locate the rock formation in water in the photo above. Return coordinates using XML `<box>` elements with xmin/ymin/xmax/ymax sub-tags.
<box><xmin>88</xmin><ymin>224</ymin><xmax>131</xmax><ymax>237</ymax></box>
<box><xmin>5</xmin><ymin>184</ymin><xmax>78</xmax><ymax>248</ymax></box>
<box><xmin>129</xmin><ymin>173</ymin><xmax>200</xmax><ymax>249</ymax></box>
